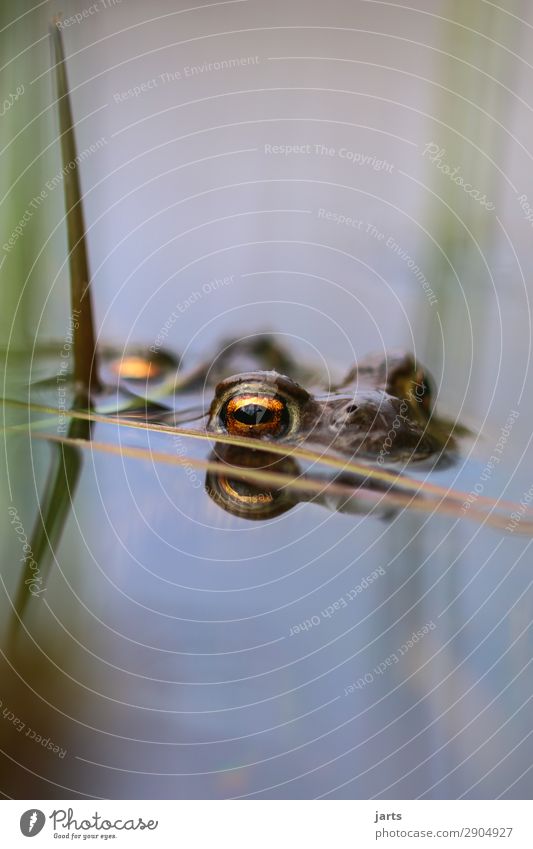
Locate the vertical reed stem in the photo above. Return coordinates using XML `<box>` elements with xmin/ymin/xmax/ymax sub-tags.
<box><xmin>50</xmin><ymin>20</ymin><xmax>101</xmax><ymax>394</ymax></box>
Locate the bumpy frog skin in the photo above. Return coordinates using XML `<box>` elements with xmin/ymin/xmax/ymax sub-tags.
<box><xmin>207</xmin><ymin>350</ymin><xmax>454</xmax><ymax>463</ymax></box>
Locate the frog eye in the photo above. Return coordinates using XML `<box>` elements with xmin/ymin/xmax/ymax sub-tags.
<box><xmin>209</xmin><ymin>373</ymin><xmax>310</xmax><ymax>440</ymax></box>
<box><xmin>221</xmin><ymin>393</ymin><xmax>290</xmax><ymax>437</ymax></box>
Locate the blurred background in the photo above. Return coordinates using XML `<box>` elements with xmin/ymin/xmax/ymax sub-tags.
<box><xmin>1</xmin><ymin>0</ymin><xmax>532</xmax><ymax>799</ymax></box>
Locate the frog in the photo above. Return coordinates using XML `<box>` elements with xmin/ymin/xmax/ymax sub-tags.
<box><xmin>86</xmin><ymin>328</ymin><xmax>458</xmax><ymax>471</ymax></box>
<box><xmin>203</xmin><ymin>339</ymin><xmax>456</xmax><ymax>465</ymax></box>
<box><xmin>190</xmin><ymin>337</ymin><xmax>461</xmax><ymax>520</ymax></box>
<box><xmin>99</xmin><ymin>333</ymin><xmax>458</xmax><ymax>522</ymax></box>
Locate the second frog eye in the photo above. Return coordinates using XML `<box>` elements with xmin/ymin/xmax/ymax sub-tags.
<box><xmin>221</xmin><ymin>394</ymin><xmax>290</xmax><ymax>437</ymax></box>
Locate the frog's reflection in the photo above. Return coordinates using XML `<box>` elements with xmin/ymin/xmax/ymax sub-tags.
<box><xmin>205</xmin><ymin>444</ymin><xmax>300</xmax><ymax>520</ymax></box>
<box><xmin>205</xmin><ymin>443</ymin><xmax>396</xmax><ymax>522</ymax></box>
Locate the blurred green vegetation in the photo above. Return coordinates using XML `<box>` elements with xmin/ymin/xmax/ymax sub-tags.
<box><xmin>420</xmin><ymin>0</ymin><xmax>518</xmax><ymax>365</ymax></box>
<box><xmin>0</xmin><ymin>3</ymin><xmax>70</xmax><ymax>613</ymax></box>
<box><xmin>0</xmin><ymin>2</ymin><xmax>70</xmax><ymax>355</ymax></box>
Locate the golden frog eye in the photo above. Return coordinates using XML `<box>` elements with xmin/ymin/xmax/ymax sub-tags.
<box><xmin>209</xmin><ymin>372</ymin><xmax>311</xmax><ymax>439</ymax></box>
<box><xmin>222</xmin><ymin>394</ymin><xmax>289</xmax><ymax>437</ymax></box>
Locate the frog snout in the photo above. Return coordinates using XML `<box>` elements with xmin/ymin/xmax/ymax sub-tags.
<box><xmin>329</xmin><ymin>394</ymin><xmax>392</xmax><ymax>430</ymax></box>
<box><xmin>334</xmin><ymin>403</ymin><xmax>373</xmax><ymax>428</ymax></box>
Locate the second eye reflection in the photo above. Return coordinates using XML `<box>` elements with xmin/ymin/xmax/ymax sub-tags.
<box><xmin>204</xmin><ymin>443</ymin><xmax>395</xmax><ymax>522</ymax></box>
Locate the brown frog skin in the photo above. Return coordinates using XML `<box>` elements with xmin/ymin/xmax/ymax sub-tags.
<box><xmin>207</xmin><ymin>350</ymin><xmax>455</xmax><ymax>464</ymax></box>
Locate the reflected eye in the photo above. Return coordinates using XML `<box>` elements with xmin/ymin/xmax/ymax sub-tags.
<box><xmin>222</xmin><ymin>394</ymin><xmax>289</xmax><ymax>437</ymax></box>
<box><xmin>220</xmin><ymin>477</ymin><xmax>274</xmax><ymax>505</ymax></box>
<box><xmin>205</xmin><ymin>444</ymin><xmax>301</xmax><ymax>519</ymax></box>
